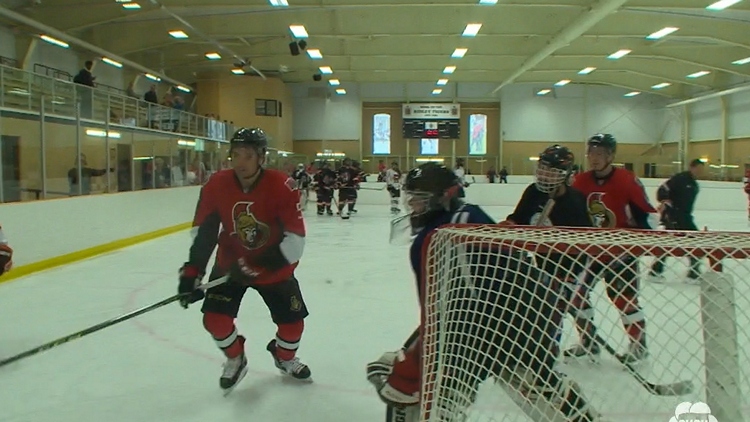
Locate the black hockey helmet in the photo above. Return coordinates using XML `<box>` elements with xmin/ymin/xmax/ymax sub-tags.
<box><xmin>535</xmin><ymin>145</ymin><xmax>574</xmax><ymax>193</ymax></box>
<box><xmin>343</xmin><ymin>157</ymin><xmax>353</xmax><ymax>166</ymax></box>
<box><xmin>587</xmin><ymin>133</ymin><xmax>616</xmax><ymax>154</ymax></box>
<box><xmin>230</xmin><ymin>127</ymin><xmax>268</xmax><ymax>153</ymax></box>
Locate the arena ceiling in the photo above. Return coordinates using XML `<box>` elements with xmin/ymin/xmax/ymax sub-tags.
<box><xmin>2</xmin><ymin>0</ymin><xmax>750</xmax><ymax>99</ymax></box>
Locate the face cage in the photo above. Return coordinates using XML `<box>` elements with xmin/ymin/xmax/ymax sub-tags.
<box><xmin>534</xmin><ymin>163</ymin><xmax>569</xmax><ymax>193</ymax></box>
<box><xmin>404</xmin><ymin>190</ymin><xmax>434</xmax><ymax>217</ymax></box>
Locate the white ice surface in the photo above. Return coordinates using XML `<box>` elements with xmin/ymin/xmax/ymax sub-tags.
<box><xmin>1</xmin><ymin>204</ymin><xmax>749</xmax><ymax>422</ymax></box>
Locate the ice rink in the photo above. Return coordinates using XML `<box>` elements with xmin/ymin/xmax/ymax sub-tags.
<box><xmin>1</xmin><ymin>203</ymin><xmax>750</xmax><ymax>422</ymax></box>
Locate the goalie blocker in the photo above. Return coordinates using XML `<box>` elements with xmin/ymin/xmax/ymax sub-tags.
<box><xmin>366</xmin><ymin>162</ymin><xmax>604</xmax><ymax>422</ymax></box>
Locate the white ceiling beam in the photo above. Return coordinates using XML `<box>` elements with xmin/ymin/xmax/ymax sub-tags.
<box><xmin>490</xmin><ymin>0</ymin><xmax>629</xmax><ymax>95</ymax></box>
<box><xmin>667</xmin><ymin>81</ymin><xmax>750</xmax><ymax>108</ymax></box>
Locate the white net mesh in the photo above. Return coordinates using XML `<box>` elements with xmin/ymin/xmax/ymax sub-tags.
<box><xmin>420</xmin><ymin>224</ymin><xmax>750</xmax><ymax>422</ymax></box>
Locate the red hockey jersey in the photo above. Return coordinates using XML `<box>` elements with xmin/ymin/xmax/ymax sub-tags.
<box><xmin>189</xmin><ymin>168</ymin><xmax>305</xmax><ymax>285</ymax></box>
<box><xmin>573</xmin><ymin>168</ymin><xmax>657</xmax><ymax>229</ymax></box>
<box><xmin>744</xmin><ymin>169</ymin><xmax>750</xmax><ymax>195</ymax></box>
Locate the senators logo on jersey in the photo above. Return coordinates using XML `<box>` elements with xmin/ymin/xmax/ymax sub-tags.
<box><xmin>231</xmin><ymin>202</ymin><xmax>270</xmax><ymax>250</ymax></box>
<box><xmin>587</xmin><ymin>192</ymin><xmax>616</xmax><ymax>228</ymax></box>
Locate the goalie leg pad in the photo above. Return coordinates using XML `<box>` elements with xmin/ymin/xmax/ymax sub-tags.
<box><xmin>497</xmin><ymin>368</ymin><xmax>608</xmax><ymax>422</ymax></box>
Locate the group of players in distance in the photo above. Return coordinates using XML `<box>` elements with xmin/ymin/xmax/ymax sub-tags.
<box><xmin>175</xmin><ymin>127</ymin><xmax>703</xmax><ymax>420</ymax></box>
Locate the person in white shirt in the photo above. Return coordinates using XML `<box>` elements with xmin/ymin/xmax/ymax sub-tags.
<box><xmin>385</xmin><ymin>162</ymin><xmax>402</xmax><ymax>214</ymax></box>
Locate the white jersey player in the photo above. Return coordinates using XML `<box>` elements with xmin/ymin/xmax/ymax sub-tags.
<box><xmin>385</xmin><ymin>162</ymin><xmax>402</xmax><ymax>214</ymax></box>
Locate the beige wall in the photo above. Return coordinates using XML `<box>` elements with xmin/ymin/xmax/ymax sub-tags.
<box><xmin>195</xmin><ymin>74</ymin><xmax>293</xmax><ymax>152</ymax></box>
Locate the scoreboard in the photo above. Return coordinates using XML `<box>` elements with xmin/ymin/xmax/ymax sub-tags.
<box><xmin>402</xmin><ymin>119</ymin><xmax>460</xmax><ymax>139</ymax></box>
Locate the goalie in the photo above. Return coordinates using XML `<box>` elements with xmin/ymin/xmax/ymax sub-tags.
<box><xmin>366</xmin><ymin>163</ymin><xmax>605</xmax><ymax>422</ymax></box>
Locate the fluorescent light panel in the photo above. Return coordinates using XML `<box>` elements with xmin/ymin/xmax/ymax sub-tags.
<box><xmin>86</xmin><ymin>129</ymin><xmax>121</xmax><ymax>139</ymax></box>
<box><xmin>40</xmin><ymin>35</ymin><xmax>69</xmax><ymax>48</ymax></box>
<box><xmin>307</xmin><ymin>49</ymin><xmax>323</xmax><ymax>59</ymax></box>
<box><xmin>205</xmin><ymin>52</ymin><xmax>221</xmax><ymax>60</ymax></box>
<box><xmin>451</xmin><ymin>48</ymin><xmax>468</xmax><ymax>58</ymax></box>
<box><xmin>706</xmin><ymin>0</ymin><xmax>742</xmax><ymax>10</ymax></box>
<box><xmin>169</xmin><ymin>30</ymin><xmax>188</xmax><ymax>39</ymax></box>
<box><xmin>608</xmin><ymin>49</ymin><xmax>632</xmax><ymax>59</ymax></box>
<box><xmin>231</xmin><ymin>68</ymin><xmax>245</xmax><ymax>75</ymax></box>
<box><xmin>335</xmin><ymin>88</ymin><xmax>346</xmax><ymax>95</ymax></box>
<box><xmin>176</xmin><ymin>85</ymin><xmax>191</xmax><ymax>93</ymax></box>
<box><xmin>462</xmin><ymin>23</ymin><xmax>483</xmax><ymax>37</ymax></box>
<box><xmin>319</xmin><ymin>66</ymin><xmax>333</xmax><ymax>74</ymax></box>
<box><xmin>478</xmin><ymin>0</ymin><xmax>498</xmax><ymax>3</ymax></box>
<box><xmin>651</xmin><ymin>82</ymin><xmax>671</xmax><ymax>89</ymax></box>
<box><xmin>436</xmin><ymin>79</ymin><xmax>449</xmax><ymax>86</ymax></box>
<box><xmin>122</xmin><ymin>2</ymin><xmax>141</xmax><ymax>9</ymax></box>
<box><xmin>432</xmin><ymin>89</ymin><xmax>442</xmax><ymax>95</ymax></box>
<box><xmin>578</xmin><ymin>66</ymin><xmax>596</xmax><ymax>75</ymax></box>
<box><xmin>328</xmin><ymin>79</ymin><xmax>340</xmax><ymax>86</ymax></box>
<box><xmin>646</xmin><ymin>27</ymin><xmax>679</xmax><ymax>40</ymax></box>
<box><xmin>554</xmin><ymin>79</ymin><xmax>571</xmax><ymax>87</ymax></box>
<box><xmin>537</xmin><ymin>89</ymin><xmax>551</xmax><ymax>96</ymax></box>
<box><xmin>443</xmin><ymin>66</ymin><xmax>456</xmax><ymax>74</ymax></box>
<box><xmin>624</xmin><ymin>91</ymin><xmax>641</xmax><ymax>97</ymax></box>
<box><xmin>687</xmin><ymin>70</ymin><xmax>711</xmax><ymax>78</ymax></box>
<box><xmin>732</xmin><ymin>57</ymin><xmax>750</xmax><ymax>65</ymax></box>
<box><xmin>102</xmin><ymin>57</ymin><xmax>123</xmax><ymax>68</ymax></box>
<box><xmin>289</xmin><ymin>25</ymin><xmax>308</xmax><ymax>38</ymax></box>
<box><xmin>268</xmin><ymin>0</ymin><xmax>289</xmax><ymax>6</ymax></box>
<box><xmin>145</xmin><ymin>73</ymin><xmax>161</xmax><ymax>81</ymax></box>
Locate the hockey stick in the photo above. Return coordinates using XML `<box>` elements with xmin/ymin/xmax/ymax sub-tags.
<box><xmin>360</xmin><ymin>185</ymin><xmax>387</xmax><ymax>191</ymax></box>
<box><xmin>384</xmin><ymin>328</ymin><xmax>421</xmax><ymax>422</ymax></box>
<box><xmin>0</xmin><ymin>275</ymin><xmax>229</xmax><ymax>368</ymax></box>
<box><xmin>592</xmin><ymin>333</ymin><xmax>693</xmax><ymax>396</ymax></box>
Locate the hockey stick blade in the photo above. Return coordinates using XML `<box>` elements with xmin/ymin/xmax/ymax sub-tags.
<box><xmin>595</xmin><ymin>334</ymin><xmax>693</xmax><ymax>396</ymax></box>
<box><xmin>0</xmin><ymin>275</ymin><xmax>229</xmax><ymax>368</ymax></box>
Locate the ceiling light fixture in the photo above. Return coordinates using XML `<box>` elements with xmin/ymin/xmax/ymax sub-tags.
<box><xmin>578</xmin><ymin>67</ymin><xmax>596</xmax><ymax>75</ymax></box>
<box><xmin>328</xmin><ymin>79</ymin><xmax>340</xmax><ymax>86</ymax></box>
<box><xmin>706</xmin><ymin>0</ymin><xmax>742</xmax><ymax>10</ymax></box>
<box><xmin>40</xmin><ymin>34</ymin><xmax>69</xmax><ymax>48</ymax></box>
<box><xmin>687</xmin><ymin>70</ymin><xmax>711</xmax><ymax>78</ymax></box>
<box><xmin>169</xmin><ymin>30</ymin><xmax>188</xmax><ymax>39</ymax></box>
<box><xmin>176</xmin><ymin>85</ymin><xmax>191</xmax><ymax>93</ymax></box>
<box><xmin>536</xmin><ymin>89</ymin><xmax>551</xmax><ymax>96</ymax></box>
<box><xmin>231</xmin><ymin>68</ymin><xmax>245</xmax><ymax>75</ymax></box>
<box><xmin>646</xmin><ymin>27</ymin><xmax>679</xmax><ymax>40</ymax></box>
<box><xmin>732</xmin><ymin>57</ymin><xmax>750</xmax><ymax>65</ymax></box>
<box><xmin>624</xmin><ymin>91</ymin><xmax>641</xmax><ymax>97</ymax></box>
<box><xmin>102</xmin><ymin>57</ymin><xmax>123</xmax><ymax>68</ymax></box>
<box><xmin>319</xmin><ymin>66</ymin><xmax>333</xmax><ymax>74</ymax></box>
<box><xmin>307</xmin><ymin>49</ymin><xmax>323</xmax><ymax>59</ymax></box>
<box><xmin>437</xmin><ymin>79</ymin><xmax>449</xmax><ymax>86</ymax></box>
<box><xmin>554</xmin><ymin>79</ymin><xmax>571</xmax><ymax>87</ymax></box>
<box><xmin>205</xmin><ymin>52</ymin><xmax>221</xmax><ymax>60</ymax></box>
<box><xmin>443</xmin><ymin>66</ymin><xmax>456</xmax><ymax>74</ymax></box>
<box><xmin>335</xmin><ymin>88</ymin><xmax>346</xmax><ymax>95</ymax></box>
<box><xmin>289</xmin><ymin>25</ymin><xmax>309</xmax><ymax>38</ymax></box>
<box><xmin>651</xmin><ymin>82</ymin><xmax>671</xmax><ymax>89</ymax></box>
<box><xmin>478</xmin><ymin>0</ymin><xmax>498</xmax><ymax>3</ymax></box>
<box><xmin>145</xmin><ymin>73</ymin><xmax>161</xmax><ymax>82</ymax></box>
<box><xmin>462</xmin><ymin>23</ymin><xmax>483</xmax><ymax>37</ymax></box>
<box><xmin>451</xmin><ymin>48</ymin><xmax>468</xmax><ymax>58</ymax></box>
<box><xmin>607</xmin><ymin>49</ymin><xmax>632</xmax><ymax>59</ymax></box>
<box><xmin>269</xmin><ymin>0</ymin><xmax>289</xmax><ymax>6</ymax></box>
<box><xmin>122</xmin><ymin>2</ymin><xmax>141</xmax><ymax>9</ymax></box>
<box><xmin>432</xmin><ymin>89</ymin><xmax>443</xmax><ymax>95</ymax></box>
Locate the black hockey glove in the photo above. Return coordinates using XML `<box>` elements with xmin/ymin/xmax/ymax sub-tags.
<box><xmin>178</xmin><ymin>263</ymin><xmax>205</xmax><ymax>308</ymax></box>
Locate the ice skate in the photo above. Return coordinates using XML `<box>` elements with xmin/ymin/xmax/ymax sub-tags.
<box><xmin>266</xmin><ymin>340</ymin><xmax>312</xmax><ymax>381</ymax></box>
<box><xmin>563</xmin><ymin>342</ymin><xmax>600</xmax><ymax>364</ymax></box>
<box><xmin>220</xmin><ymin>353</ymin><xmax>248</xmax><ymax>395</ymax></box>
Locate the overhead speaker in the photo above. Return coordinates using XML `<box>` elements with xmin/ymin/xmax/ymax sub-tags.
<box><xmin>312</xmin><ymin>74</ymin><xmax>322</xmax><ymax>82</ymax></box>
<box><xmin>297</xmin><ymin>40</ymin><xmax>307</xmax><ymax>50</ymax></box>
<box><xmin>289</xmin><ymin>41</ymin><xmax>300</xmax><ymax>56</ymax></box>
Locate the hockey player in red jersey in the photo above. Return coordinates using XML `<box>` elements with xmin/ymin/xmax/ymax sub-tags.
<box><xmin>178</xmin><ymin>127</ymin><xmax>311</xmax><ymax>394</ymax></box>
<box><xmin>570</xmin><ymin>133</ymin><xmax>658</xmax><ymax>364</ymax></box>
<box><xmin>743</xmin><ymin>167</ymin><xmax>750</xmax><ymax>221</ymax></box>
<box><xmin>0</xmin><ymin>225</ymin><xmax>13</xmax><ymax>276</ymax></box>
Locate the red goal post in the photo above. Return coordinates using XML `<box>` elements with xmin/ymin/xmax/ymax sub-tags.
<box><xmin>419</xmin><ymin>224</ymin><xmax>750</xmax><ymax>422</ymax></box>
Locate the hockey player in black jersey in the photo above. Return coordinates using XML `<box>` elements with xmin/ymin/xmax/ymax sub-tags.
<box><xmin>366</xmin><ymin>162</ymin><xmax>604</xmax><ymax>422</ymax></box>
<box><xmin>313</xmin><ymin>162</ymin><xmax>336</xmax><ymax>216</ymax></box>
<box><xmin>336</xmin><ymin>158</ymin><xmax>360</xmax><ymax>219</ymax></box>
<box><xmin>648</xmin><ymin>158</ymin><xmax>704</xmax><ymax>283</ymax></box>
<box><xmin>504</xmin><ymin>144</ymin><xmax>593</xmax><ymax>360</ymax></box>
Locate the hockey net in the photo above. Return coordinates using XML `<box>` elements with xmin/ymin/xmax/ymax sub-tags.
<box><xmin>420</xmin><ymin>225</ymin><xmax>750</xmax><ymax>422</ymax></box>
